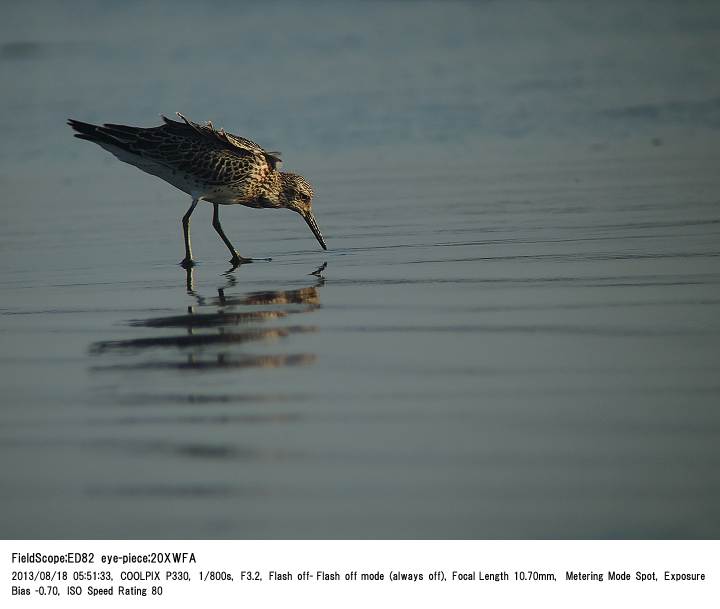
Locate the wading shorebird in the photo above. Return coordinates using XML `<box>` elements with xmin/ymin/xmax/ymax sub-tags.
<box><xmin>68</xmin><ymin>113</ymin><xmax>326</xmax><ymax>267</ymax></box>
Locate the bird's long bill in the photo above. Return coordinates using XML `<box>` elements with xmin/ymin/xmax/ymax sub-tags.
<box><xmin>302</xmin><ymin>211</ymin><xmax>327</xmax><ymax>250</ymax></box>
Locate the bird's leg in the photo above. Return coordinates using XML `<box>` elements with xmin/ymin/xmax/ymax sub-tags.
<box><xmin>212</xmin><ymin>203</ymin><xmax>255</xmax><ymax>265</ymax></box>
<box><xmin>180</xmin><ymin>198</ymin><xmax>199</xmax><ymax>268</ymax></box>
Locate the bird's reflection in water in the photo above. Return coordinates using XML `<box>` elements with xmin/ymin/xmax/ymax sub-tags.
<box><xmin>90</xmin><ymin>263</ymin><xmax>326</xmax><ymax>372</ymax></box>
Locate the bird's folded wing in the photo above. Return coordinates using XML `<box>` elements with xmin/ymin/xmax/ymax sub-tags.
<box><xmin>166</xmin><ymin>113</ymin><xmax>282</xmax><ymax>170</ymax></box>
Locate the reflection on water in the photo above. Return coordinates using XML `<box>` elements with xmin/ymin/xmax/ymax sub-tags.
<box><xmin>92</xmin><ymin>354</ymin><xmax>317</xmax><ymax>372</ymax></box>
<box><xmin>90</xmin><ymin>264</ymin><xmax>325</xmax><ymax>372</ymax></box>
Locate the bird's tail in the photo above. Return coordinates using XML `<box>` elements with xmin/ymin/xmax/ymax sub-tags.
<box><xmin>67</xmin><ymin>118</ymin><xmax>104</xmax><ymax>142</ymax></box>
<box><xmin>67</xmin><ymin>118</ymin><xmax>144</xmax><ymax>150</ymax></box>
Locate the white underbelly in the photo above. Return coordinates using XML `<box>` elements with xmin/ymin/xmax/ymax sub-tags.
<box><xmin>98</xmin><ymin>142</ymin><xmax>227</xmax><ymax>200</ymax></box>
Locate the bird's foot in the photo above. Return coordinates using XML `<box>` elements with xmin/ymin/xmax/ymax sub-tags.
<box><xmin>229</xmin><ymin>255</ymin><xmax>252</xmax><ymax>266</ymax></box>
<box><xmin>229</xmin><ymin>254</ymin><xmax>272</xmax><ymax>266</ymax></box>
<box><xmin>179</xmin><ymin>257</ymin><xmax>196</xmax><ymax>269</ymax></box>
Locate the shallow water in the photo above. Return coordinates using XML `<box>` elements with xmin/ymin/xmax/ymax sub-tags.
<box><xmin>1</xmin><ymin>1</ymin><xmax>720</xmax><ymax>538</ymax></box>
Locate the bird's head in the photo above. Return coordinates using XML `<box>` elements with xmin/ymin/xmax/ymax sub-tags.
<box><xmin>280</xmin><ymin>172</ymin><xmax>327</xmax><ymax>250</ymax></box>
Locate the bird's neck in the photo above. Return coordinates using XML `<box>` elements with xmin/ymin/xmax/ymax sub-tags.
<box><xmin>255</xmin><ymin>171</ymin><xmax>284</xmax><ymax>208</ymax></box>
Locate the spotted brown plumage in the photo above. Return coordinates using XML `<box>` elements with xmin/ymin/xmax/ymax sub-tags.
<box><xmin>67</xmin><ymin>112</ymin><xmax>326</xmax><ymax>267</ymax></box>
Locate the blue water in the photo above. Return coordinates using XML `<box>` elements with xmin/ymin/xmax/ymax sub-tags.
<box><xmin>1</xmin><ymin>1</ymin><xmax>719</xmax><ymax>538</ymax></box>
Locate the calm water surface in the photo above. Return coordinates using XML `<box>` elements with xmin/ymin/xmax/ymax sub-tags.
<box><xmin>1</xmin><ymin>1</ymin><xmax>719</xmax><ymax>538</ymax></box>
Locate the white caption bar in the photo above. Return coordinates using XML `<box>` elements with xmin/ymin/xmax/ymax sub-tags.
<box><xmin>1</xmin><ymin>540</ymin><xmax>717</xmax><ymax>608</ymax></box>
